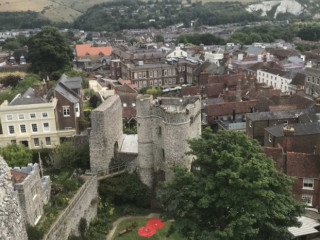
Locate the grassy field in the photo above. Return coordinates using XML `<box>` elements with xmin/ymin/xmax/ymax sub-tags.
<box><xmin>113</xmin><ymin>218</ymin><xmax>185</xmax><ymax>240</ymax></box>
<box><xmin>0</xmin><ymin>0</ymin><xmax>260</xmax><ymax>22</ymax></box>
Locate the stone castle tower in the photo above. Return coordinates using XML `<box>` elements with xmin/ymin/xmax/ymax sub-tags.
<box><xmin>90</xmin><ymin>95</ymin><xmax>123</xmax><ymax>172</ymax></box>
<box><xmin>0</xmin><ymin>157</ymin><xmax>28</xmax><ymax>240</ymax></box>
<box><xmin>136</xmin><ymin>95</ymin><xmax>201</xmax><ymax>187</ymax></box>
<box><xmin>89</xmin><ymin>94</ymin><xmax>201</xmax><ymax>188</ymax></box>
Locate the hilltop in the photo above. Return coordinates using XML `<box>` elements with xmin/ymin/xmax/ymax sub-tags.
<box><xmin>0</xmin><ymin>0</ymin><xmax>259</xmax><ymax>23</ymax></box>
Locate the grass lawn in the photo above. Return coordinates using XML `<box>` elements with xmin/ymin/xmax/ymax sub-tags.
<box><xmin>113</xmin><ymin>218</ymin><xmax>185</xmax><ymax>240</ymax></box>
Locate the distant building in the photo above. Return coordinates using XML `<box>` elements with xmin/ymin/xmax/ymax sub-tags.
<box><xmin>305</xmin><ymin>67</ymin><xmax>320</xmax><ymax>98</ymax></box>
<box><xmin>11</xmin><ymin>163</ymin><xmax>51</xmax><ymax>226</ymax></box>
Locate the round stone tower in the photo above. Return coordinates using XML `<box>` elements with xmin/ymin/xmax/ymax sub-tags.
<box><xmin>136</xmin><ymin>95</ymin><xmax>154</xmax><ymax>188</ymax></box>
<box><xmin>0</xmin><ymin>157</ymin><xmax>28</xmax><ymax>240</ymax></box>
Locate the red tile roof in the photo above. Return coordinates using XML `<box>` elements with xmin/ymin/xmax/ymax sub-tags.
<box><xmin>11</xmin><ymin>170</ymin><xmax>28</xmax><ymax>184</ymax></box>
<box><xmin>205</xmin><ymin>83</ymin><xmax>224</xmax><ymax>98</ymax></box>
<box><xmin>76</xmin><ymin>44</ymin><xmax>112</xmax><ymax>57</ymax></box>
<box><xmin>181</xmin><ymin>86</ymin><xmax>201</xmax><ymax>96</ymax></box>
<box><xmin>287</xmin><ymin>152</ymin><xmax>320</xmax><ymax>178</ymax></box>
<box><xmin>204</xmin><ymin>100</ymin><xmax>257</xmax><ymax>117</ymax></box>
<box><xmin>122</xmin><ymin>106</ymin><xmax>137</xmax><ymax>118</ymax></box>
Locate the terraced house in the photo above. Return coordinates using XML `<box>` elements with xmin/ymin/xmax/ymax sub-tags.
<box><xmin>0</xmin><ymin>74</ymin><xmax>83</xmax><ymax>149</ymax></box>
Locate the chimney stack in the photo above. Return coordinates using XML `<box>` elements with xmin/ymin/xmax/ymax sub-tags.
<box><xmin>283</xmin><ymin>125</ymin><xmax>295</xmax><ymax>152</ymax></box>
<box><xmin>33</xmin><ymin>84</ymin><xmax>43</xmax><ymax>98</ymax></box>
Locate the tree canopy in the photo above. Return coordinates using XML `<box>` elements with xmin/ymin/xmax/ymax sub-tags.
<box><xmin>0</xmin><ymin>143</ymin><xmax>33</xmax><ymax>167</ymax></box>
<box><xmin>158</xmin><ymin>129</ymin><xmax>303</xmax><ymax>240</ymax></box>
<box><xmin>27</xmin><ymin>26</ymin><xmax>73</xmax><ymax>79</ymax></box>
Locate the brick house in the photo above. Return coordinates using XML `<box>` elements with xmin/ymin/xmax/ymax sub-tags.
<box><xmin>51</xmin><ymin>74</ymin><xmax>83</xmax><ymax>134</ymax></box>
<box><xmin>204</xmin><ymin>100</ymin><xmax>257</xmax><ymax>131</ymax></box>
<box><xmin>264</xmin><ymin>123</ymin><xmax>320</xmax><ymax>153</ymax></box>
<box><xmin>246</xmin><ymin>109</ymin><xmax>307</xmax><ymax>145</ymax></box>
<box><xmin>264</xmin><ymin>148</ymin><xmax>320</xmax><ymax>209</ymax></box>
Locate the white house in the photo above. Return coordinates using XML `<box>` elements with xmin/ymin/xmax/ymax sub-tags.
<box><xmin>166</xmin><ymin>47</ymin><xmax>187</xmax><ymax>58</ymax></box>
<box><xmin>204</xmin><ymin>48</ymin><xmax>224</xmax><ymax>65</ymax></box>
<box><xmin>257</xmin><ymin>68</ymin><xmax>292</xmax><ymax>94</ymax></box>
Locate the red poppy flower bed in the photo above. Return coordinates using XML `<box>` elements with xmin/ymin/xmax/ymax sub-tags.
<box><xmin>146</xmin><ymin>218</ymin><xmax>165</xmax><ymax>230</ymax></box>
<box><xmin>137</xmin><ymin>218</ymin><xmax>166</xmax><ymax>237</ymax></box>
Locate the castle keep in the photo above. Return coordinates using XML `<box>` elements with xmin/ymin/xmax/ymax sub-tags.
<box><xmin>89</xmin><ymin>94</ymin><xmax>201</xmax><ymax>187</ymax></box>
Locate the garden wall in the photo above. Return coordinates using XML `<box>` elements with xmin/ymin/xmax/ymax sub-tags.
<box><xmin>43</xmin><ymin>175</ymin><xmax>98</xmax><ymax>240</ymax></box>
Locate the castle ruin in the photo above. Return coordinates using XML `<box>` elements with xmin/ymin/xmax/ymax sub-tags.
<box><xmin>89</xmin><ymin>94</ymin><xmax>201</xmax><ymax>188</ymax></box>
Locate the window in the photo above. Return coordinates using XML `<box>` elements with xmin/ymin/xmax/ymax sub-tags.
<box><xmin>180</xmin><ymin>77</ymin><xmax>184</xmax><ymax>83</ymax></box>
<box><xmin>182</xmin><ymin>66</ymin><xmax>185</xmax><ymax>71</ymax></box>
<box><xmin>63</xmin><ymin>106</ymin><xmax>70</xmax><ymax>117</ymax></box>
<box><xmin>30</xmin><ymin>113</ymin><xmax>36</xmax><ymax>119</ymax></box>
<box><xmin>138</xmin><ymin>72</ymin><xmax>142</xmax><ymax>79</ymax></box>
<box><xmin>154</xmin><ymin>71</ymin><xmax>157</xmax><ymax>77</ymax></box>
<box><xmin>8</xmin><ymin>125</ymin><xmax>15</xmax><ymax>134</ymax></box>
<box><xmin>268</xmin><ymin>134</ymin><xmax>272</xmax><ymax>143</ymax></box>
<box><xmin>42</xmin><ymin>112</ymin><xmax>48</xmax><ymax>118</ymax></box>
<box><xmin>303</xmin><ymin>179</ymin><xmax>314</xmax><ymax>190</ymax></box>
<box><xmin>18</xmin><ymin>114</ymin><xmax>24</xmax><ymax>120</ymax></box>
<box><xmin>154</xmin><ymin>79</ymin><xmax>158</xmax><ymax>87</ymax></box>
<box><xmin>31</xmin><ymin>124</ymin><xmax>38</xmax><ymax>133</ymax></box>
<box><xmin>45</xmin><ymin>137</ymin><xmax>51</xmax><ymax>146</ymax></box>
<box><xmin>172</xmin><ymin>69</ymin><xmax>176</xmax><ymax>75</ymax></box>
<box><xmin>168</xmin><ymin>69</ymin><xmax>171</xmax><ymax>76</ymax></box>
<box><xmin>43</xmin><ymin>123</ymin><xmax>50</xmax><ymax>132</ymax></box>
<box><xmin>178</xmin><ymin>66</ymin><xmax>181</xmax><ymax>72</ymax></box>
<box><xmin>149</xmin><ymin>71</ymin><xmax>153</xmax><ymax>77</ymax></box>
<box><xmin>6</xmin><ymin>115</ymin><xmax>13</xmax><ymax>121</ymax></box>
<box><xmin>134</xmin><ymin>72</ymin><xmax>138</xmax><ymax>79</ymax></box>
<box><xmin>143</xmin><ymin>81</ymin><xmax>147</xmax><ymax>87</ymax></box>
<box><xmin>164</xmin><ymin>70</ymin><xmax>167</xmax><ymax>76</ymax></box>
<box><xmin>302</xmin><ymin>194</ymin><xmax>313</xmax><ymax>206</ymax></box>
<box><xmin>150</xmin><ymin>80</ymin><xmax>153</xmax><ymax>86</ymax></box>
<box><xmin>20</xmin><ymin>124</ymin><xmax>26</xmax><ymax>133</ymax></box>
<box><xmin>143</xmin><ymin>72</ymin><xmax>146</xmax><ymax>78</ymax></box>
<box><xmin>158</xmin><ymin>79</ymin><xmax>162</xmax><ymax>85</ymax></box>
<box><xmin>158</xmin><ymin>70</ymin><xmax>162</xmax><ymax>77</ymax></box>
<box><xmin>249</xmin><ymin>120</ymin><xmax>252</xmax><ymax>128</ymax></box>
<box><xmin>33</xmin><ymin>138</ymin><xmax>39</xmax><ymax>147</ymax></box>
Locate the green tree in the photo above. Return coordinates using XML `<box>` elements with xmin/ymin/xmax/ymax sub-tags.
<box><xmin>154</xmin><ymin>34</ymin><xmax>164</xmax><ymax>42</ymax></box>
<box><xmin>158</xmin><ymin>129</ymin><xmax>304</xmax><ymax>240</ymax></box>
<box><xmin>0</xmin><ymin>143</ymin><xmax>33</xmax><ymax>167</ymax></box>
<box><xmin>27</xmin><ymin>26</ymin><xmax>73</xmax><ymax>79</ymax></box>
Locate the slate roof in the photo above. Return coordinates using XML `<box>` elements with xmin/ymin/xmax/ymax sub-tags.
<box><xmin>9</xmin><ymin>97</ymin><xmax>47</xmax><ymax>106</ymax></box>
<box><xmin>247</xmin><ymin>109</ymin><xmax>307</xmax><ymax>121</ymax></box>
<box><xmin>55</xmin><ymin>74</ymin><xmax>82</xmax><ymax>104</ymax></box>
<box><xmin>265</xmin><ymin>122</ymin><xmax>320</xmax><ymax>137</ymax></box>
<box><xmin>247</xmin><ymin>61</ymin><xmax>283</xmax><ymax>72</ymax></box>
<box><xmin>291</xmin><ymin>72</ymin><xmax>306</xmax><ymax>86</ymax></box>
<box><xmin>76</xmin><ymin>44</ymin><xmax>112</xmax><ymax>57</ymax></box>
<box><xmin>246</xmin><ymin>46</ymin><xmax>265</xmax><ymax>56</ymax></box>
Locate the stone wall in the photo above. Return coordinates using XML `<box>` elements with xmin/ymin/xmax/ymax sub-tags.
<box><xmin>90</xmin><ymin>95</ymin><xmax>123</xmax><ymax>172</ymax></box>
<box><xmin>13</xmin><ymin>163</ymin><xmax>50</xmax><ymax>226</ymax></box>
<box><xmin>136</xmin><ymin>95</ymin><xmax>201</xmax><ymax>187</ymax></box>
<box><xmin>0</xmin><ymin>157</ymin><xmax>28</xmax><ymax>240</ymax></box>
<box><xmin>44</xmin><ymin>175</ymin><xmax>98</xmax><ymax>240</ymax></box>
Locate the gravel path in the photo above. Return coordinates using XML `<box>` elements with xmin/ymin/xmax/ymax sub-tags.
<box><xmin>106</xmin><ymin>213</ymin><xmax>160</xmax><ymax>240</ymax></box>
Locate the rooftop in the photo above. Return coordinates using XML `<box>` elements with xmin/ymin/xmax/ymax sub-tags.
<box><xmin>247</xmin><ymin>109</ymin><xmax>307</xmax><ymax>121</ymax></box>
<box><xmin>265</xmin><ymin>122</ymin><xmax>320</xmax><ymax>137</ymax></box>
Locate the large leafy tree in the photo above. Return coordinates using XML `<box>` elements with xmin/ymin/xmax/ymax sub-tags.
<box><xmin>0</xmin><ymin>143</ymin><xmax>33</xmax><ymax>167</ymax></box>
<box><xmin>27</xmin><ymin>26</ymin><xmax>73</xmax><ymax>78</ymax></box>
<box><xmin>158</xmin><ymin>129</ymin><xmax>304</xmax><ymax>240</ymax></box>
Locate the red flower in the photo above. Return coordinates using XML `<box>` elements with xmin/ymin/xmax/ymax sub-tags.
<box><xmin>137</xmin><ymin>226</ymin><xmax>156</xmax><ymax>237</ymax></box>
<box><xmin>146</xmin><ymin>218</ymin><xmax>165</xmax><ymax>230</ymax></box>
